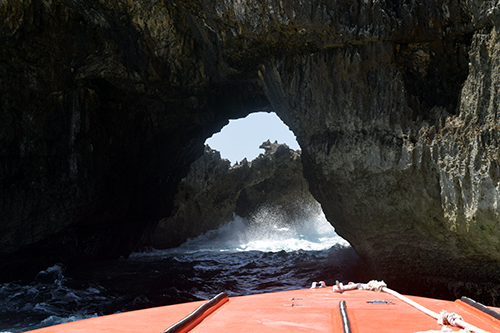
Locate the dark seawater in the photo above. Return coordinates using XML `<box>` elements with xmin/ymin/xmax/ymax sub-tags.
<box><xmin>1</xmin><ymin>206</ymin><xmax>359</xmax><ymax>333</ymax></box>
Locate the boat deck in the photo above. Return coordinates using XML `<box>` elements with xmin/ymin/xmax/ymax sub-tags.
<box><xmin>28</xmin><ymin>287</ymin><xmax>500</xmax><ymax>332</ymax></box>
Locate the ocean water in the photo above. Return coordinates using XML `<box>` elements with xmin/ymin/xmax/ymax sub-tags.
<box><xmin>0</xmin><ymin>204</ymin><xmax>359</xmax><ymax>333</ymax></box>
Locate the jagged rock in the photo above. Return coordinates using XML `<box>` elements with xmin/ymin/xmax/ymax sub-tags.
<box><xmin>1</xmin><ymin>0</ymin><xmax>500</xmax><ymax>304</ymax></box>
<box><xmin>149</xmin><ymin>142</ymin><xmax>317</xmax><ymax>248</ymax></box>
<box><xmin>259</xmin><ymin>13</ymin><xmax>500</xmax><ymax>302</ymax></box>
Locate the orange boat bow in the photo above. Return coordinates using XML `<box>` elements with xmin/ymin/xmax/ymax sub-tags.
<box><xmin>27</xmin><ymin>287</ymin><xmax>500</xmax><ymax>333</ymax></box>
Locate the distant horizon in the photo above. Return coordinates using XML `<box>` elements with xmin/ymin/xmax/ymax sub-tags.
<box><xmin>205</xmin><ymin>112</ymin><xmax>300</xmax><ymax>163</ymax></box>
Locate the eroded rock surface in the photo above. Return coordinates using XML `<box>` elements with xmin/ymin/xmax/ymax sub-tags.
<box><xmin>149</xmin><ymin>141</ymin><xmax>317</xmax><ymax>248</ymax></box>
<box><xmin>1</xmin><ymin>0</ymin><xmax>500</xmax><ymax>303</ymax></box>
<box><xmin>258</xmin><ymin>5</ymin><xmax>500</xmax><ymax>302</ymax></box>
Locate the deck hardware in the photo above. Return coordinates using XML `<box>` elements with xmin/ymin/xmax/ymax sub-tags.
<box><xmin>366</xmin><ymin>300</ymin><xmax>394</xmax><ymax>304</ymax></box>
<box><xmin>161</xmin><ymin>292</ymin><xmax>229</xmax><ymax>333</ymax></box>
<box><xmin>283</xmin><ymin>303</ymin><xmax>303</xmax><ymax>307</ymax></box>
<box><xmin>339</xmin><ymin>300</ymin><xmax>352</xmax><ymax>333</ymax></box>
<box><xmin>333</xmin><ymin>280</ymin><xmax>491</xmax><ymax>333</ymax></box>
<box><xmin>461</xmin><ymin>296</ymin><xmax>500</xmax><ymax>321</ymax></box>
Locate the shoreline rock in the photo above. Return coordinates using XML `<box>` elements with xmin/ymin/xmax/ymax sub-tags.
<box><xmin>147</xmin><ymin>141</ymin><xmax>319</xmax><ymax>248</ymax></box>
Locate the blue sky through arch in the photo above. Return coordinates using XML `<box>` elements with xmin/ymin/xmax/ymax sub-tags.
<box><xmin>206</xmin><ymin>112</ymin><xmax>300</xmax><ymax>164</ymax></box>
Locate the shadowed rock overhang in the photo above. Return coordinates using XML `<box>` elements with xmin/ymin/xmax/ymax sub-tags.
<box><xmin>1</xmin><ymin>0</ymin><xmax>500</xmax><ymax>304</ymax></box>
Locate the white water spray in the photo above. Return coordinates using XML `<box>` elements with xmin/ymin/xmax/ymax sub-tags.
<box><xmin>175</xmin><ymin>202</ymin><xmax>349</xmax><ymax>253</ymax></box>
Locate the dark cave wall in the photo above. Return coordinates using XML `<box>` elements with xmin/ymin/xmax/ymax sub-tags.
<box><xmin>0</xmin><ymin>0</ymin><xmax>270</xmax><ymax>280</ymax></box>
<box><xmin>1</xmin><ymin>0</ymin><xmax>500</xmax><ymax>304</ymax></box>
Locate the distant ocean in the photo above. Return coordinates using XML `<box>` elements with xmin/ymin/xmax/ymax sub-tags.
<box><xmin>0</xmin><ymin>205</ymin><xmax>358</xmax><ymax>333</ymax></box>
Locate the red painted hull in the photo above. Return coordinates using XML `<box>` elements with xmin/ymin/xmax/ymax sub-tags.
<box><xmin>27</xmin><ymin>287</ymin><xmax>500</xmax><ymax>332</ymax></box>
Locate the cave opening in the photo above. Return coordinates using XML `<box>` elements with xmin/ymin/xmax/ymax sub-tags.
<box><xmin>189</xmin><ymin>110</ymin><xmax>352</xmax><ymax>253</ymax></box>
<box><xmin>205</xmin><ymin>111</ymin><xmax>300</xmax><ymax>164</ymax></box>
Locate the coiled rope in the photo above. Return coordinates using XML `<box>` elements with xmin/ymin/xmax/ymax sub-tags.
<box><xmin>333</xmin><ymin>280</ymin><xmax>490</xmax><ymax>333</ymax></box>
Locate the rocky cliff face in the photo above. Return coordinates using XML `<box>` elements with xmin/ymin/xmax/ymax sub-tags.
<box><xmin>149</xmin><ymin>141</ymin><xmax>318</xmax><ymax>248</ymax></box>
<box><xmin>258</xmin><ymin>3</ymin><xmax>500</xmax><ymax>301</ymax></box>
<box><xmin>0</xmin><ymin>0</ymin><xmax>270</xmax><ymax>280</ymax></box>
<box><xmin>1</xmin><ymin>0</ymin><xmax>500</xmax><ymax>303</ymax></box>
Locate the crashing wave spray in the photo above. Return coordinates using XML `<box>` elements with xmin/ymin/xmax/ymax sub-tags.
<box><xmin>177</xmin><ymin>201</ymin><xmax>349</xmax><ymax>253</ymax></box>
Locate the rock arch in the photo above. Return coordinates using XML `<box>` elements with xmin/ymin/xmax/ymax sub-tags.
<box><xmin>1</xmin><ymin>0</ymin><xmax>500</xmax><ymax>303</ymax></box>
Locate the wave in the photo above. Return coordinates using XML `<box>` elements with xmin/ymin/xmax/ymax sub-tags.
<box><xmin>132</xmin><ymin>202</ymin><xmax>349</xmax><ymax>257</ymax></box>
<box><xmin>0</xmin><ymin>264</ymin><xmax>101</xmax><ymax>333</ymax></box>
<box><xmin>2</xmin><ymin>204</ymin><xmax>355</xmax><ymax>332</ymax></box>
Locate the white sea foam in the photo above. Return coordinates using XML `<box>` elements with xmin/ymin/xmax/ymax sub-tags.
<box><xmin>132</xmin><ymin>203</ymin><xmax>349</xmax><ymax>257</ymax></box>
<box><xmin>184</xmin><ymin>202</ymin><xmax>349</xmax><ymax>252</ymax></box>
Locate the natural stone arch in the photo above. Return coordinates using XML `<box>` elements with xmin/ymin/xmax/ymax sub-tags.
<box><xmin>2</xmin><ymin>0</ymin><xmax>500</xmax><ymax>305</ymax></box>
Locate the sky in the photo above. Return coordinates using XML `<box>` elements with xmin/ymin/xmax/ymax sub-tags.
<box><xmin>205</xmin><ymin>112</ymin><xmax>300</xmax><ymax>163</ymax></box>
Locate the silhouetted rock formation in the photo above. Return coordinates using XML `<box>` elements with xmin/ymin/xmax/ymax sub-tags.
<box><xmin>149</xmin><ymin>142</ymin><xmax>317</xmax><ymax>248</ymax></box>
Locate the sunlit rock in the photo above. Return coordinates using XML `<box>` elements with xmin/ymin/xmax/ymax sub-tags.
<box><xmin>148</xmin><ymin>142</ymin><xmax>317</xmax><ymax>248</ymax></box>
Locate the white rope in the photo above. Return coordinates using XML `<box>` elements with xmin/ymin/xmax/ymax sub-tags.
<box><xmin>365</xmin><ymin>280</ymin><xmax>387</xmax><ymax>292</ymax></box>
<box><xmin>415</xmin><ymin>328</ymin><xmax>470</xmax><ymax>333</ymax></box>
<box><xmin>310</xmin><ymin>281</ymin><xmax>326</xmax><ymax>288</ymax></box>
<box><xmin>332</xmin><ymin>280</ymin><xmax>490</xmax><ymax>333</ymax></box>
<box><xmin>380</xmin><ymin>284</ymin><xmax>441</xmax><ymax>321</ymax></box>
<box><xmin>438</xmin><ymin>311</ymin><xmax>463</xmax><ymax>326</ymax></box>
<box><xmin>332</xmin><ymin>281</ymin><xmax>360</xmax><ymax>293</ymax></box>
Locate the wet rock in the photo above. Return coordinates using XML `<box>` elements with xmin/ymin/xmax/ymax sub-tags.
<box><xmin>148</xmin><ymin>142</ymin><xmax>317</xmax><ymax>248</ymax></box>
